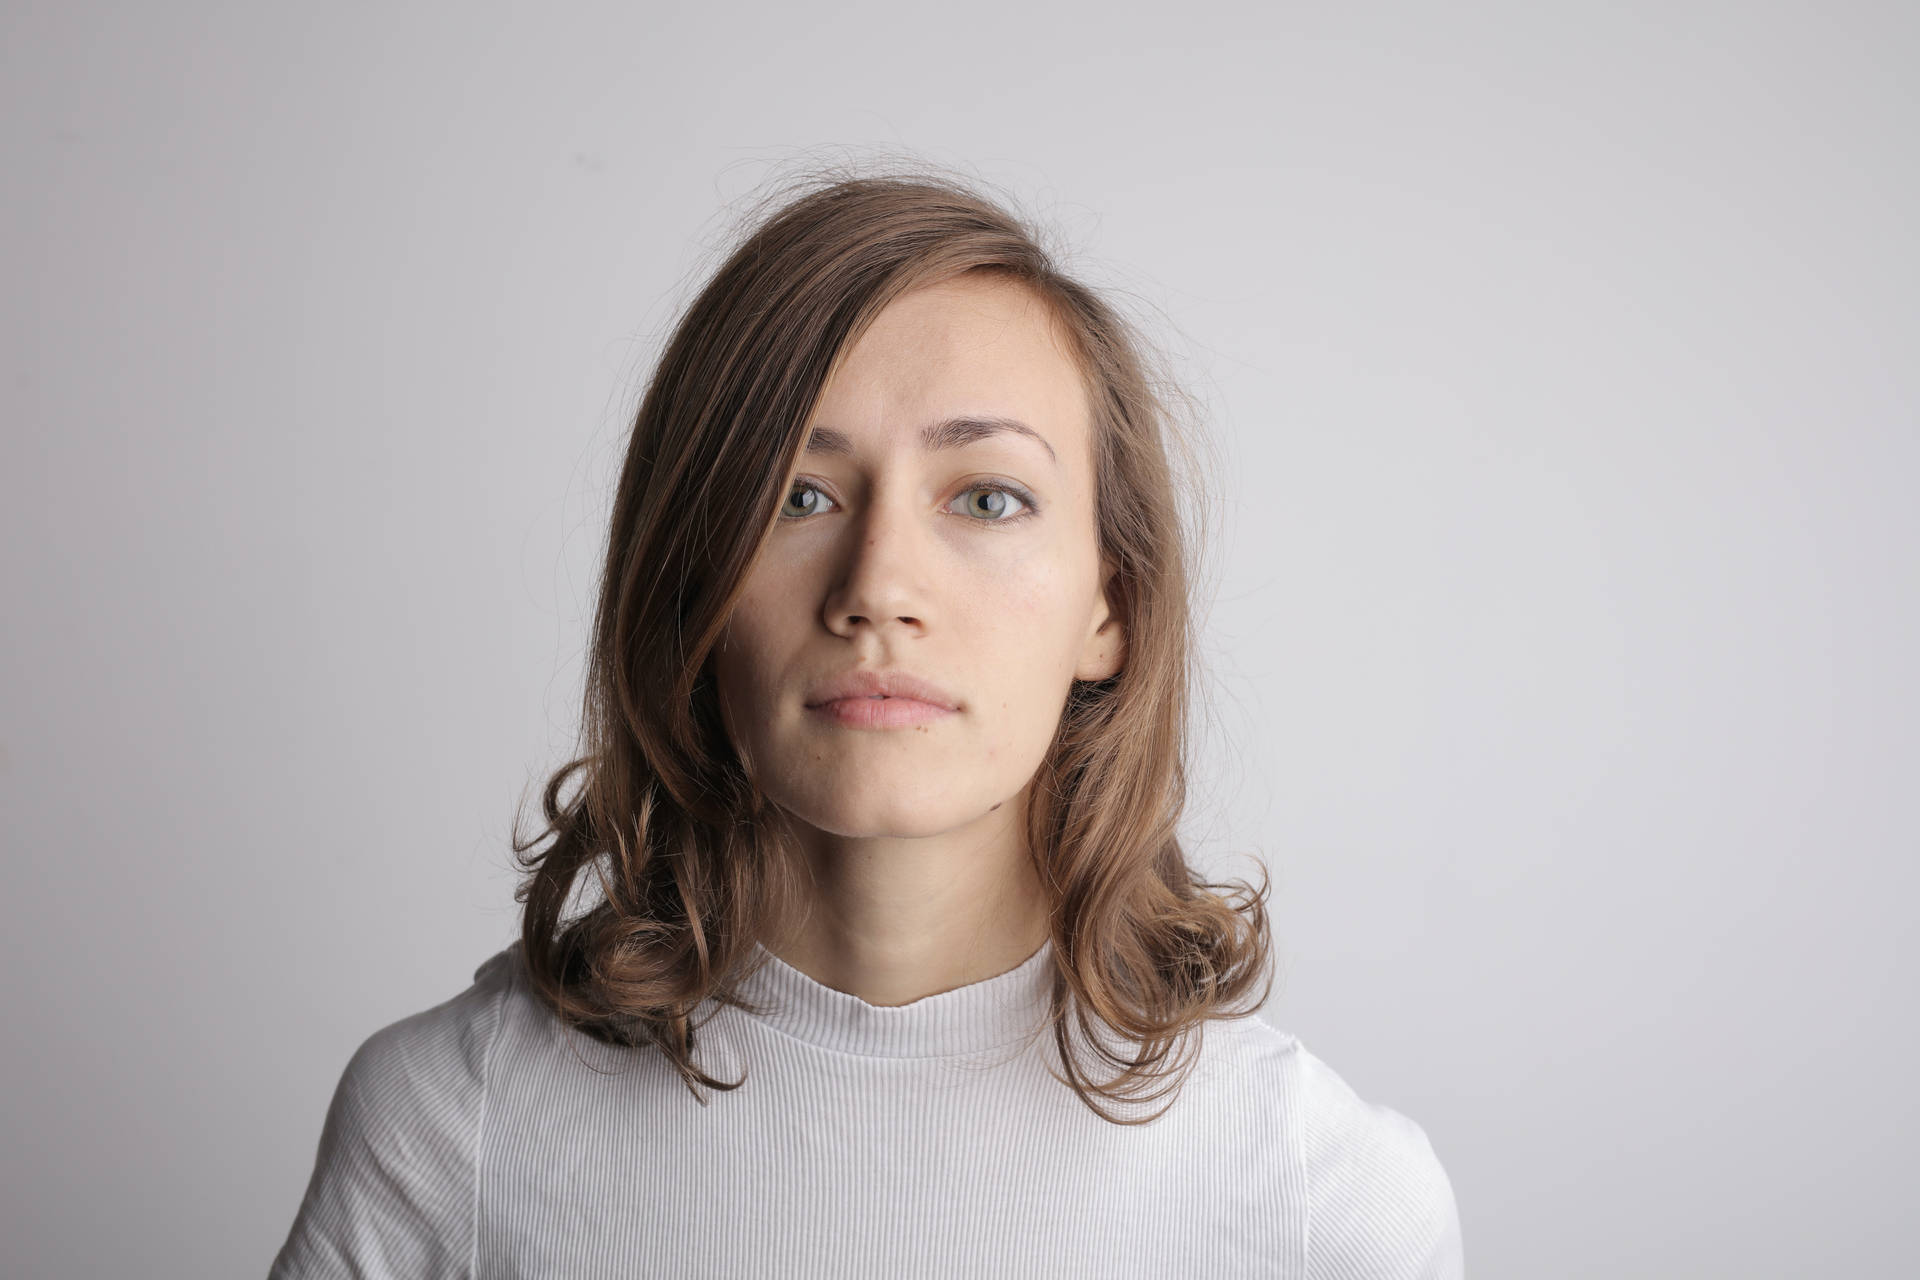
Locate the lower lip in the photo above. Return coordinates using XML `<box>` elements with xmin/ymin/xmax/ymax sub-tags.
<box><xmin>807</xmin><ymin>696</ymin><xmax>957</xmax><ymax>729</ymax></box>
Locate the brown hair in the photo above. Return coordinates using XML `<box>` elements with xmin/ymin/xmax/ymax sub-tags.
<box><xmin>510</xmin><ymin>165</ymin><xmax>1274</xmax><ymax>1124</ymax></box>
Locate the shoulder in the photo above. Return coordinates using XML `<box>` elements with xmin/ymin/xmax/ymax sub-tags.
<box><xmin>1190</xmin><ymin>1018</ymin><xmax>1462</xmax><ymax>1275</ymax></box>
<box><xmin>327</xmin><ymin>945</ymin><xmax>517</xmax><ymax>1147</ymax></box>
<box><xmin>346</xmin><ymin>945</ymin><xmax>518</xmax><ymax>1089</ymax></box>
<box><xmin>268</xmin><ymin>945</ymin><xmax>518</xmax><ymax>1278</ymax></box>
<box><xmin>1197</xmin><ymin>1018</ymin><xmax>1462</xmax><ymax>1277</ymax></box>
<box><xmin>1281</xmin><ymin>1034</ymin><xmax>1464</xmax><ymax>1280</ymax></box>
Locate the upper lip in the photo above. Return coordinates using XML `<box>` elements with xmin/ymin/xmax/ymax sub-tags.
<box><xmin>804</xmin><ymin>669</ymin><xmax>961</xmax><ymax>710</ymax></box>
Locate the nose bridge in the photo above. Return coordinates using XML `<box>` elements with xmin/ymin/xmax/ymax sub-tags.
<box><xmin>831</xmin><ymin>474</ymin><xmax>928</xmax><ymax>629</ymax></box>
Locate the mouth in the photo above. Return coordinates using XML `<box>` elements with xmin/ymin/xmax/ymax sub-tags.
<box><xmin>801</xmin><ymin>668</ymin><xmax>962</xmax><ymax>712</ymax></box>
<box><xmin>806</xmin><ymin>693</ymin><xmax>958</xmax><ymax>730</ymax></box>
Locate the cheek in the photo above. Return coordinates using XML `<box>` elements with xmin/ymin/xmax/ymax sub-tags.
<box><xmin>964</xmin><ymin>577</ymin><xmax>1090</xmax><ymax>727</ymax></box>
<box><xmin>984</xmin><ymin>552</ymin><xmax>1087</xmax><ymax>655</ymax></box>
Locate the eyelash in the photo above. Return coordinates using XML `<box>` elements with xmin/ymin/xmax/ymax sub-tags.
<box><xmin>779</xmin><ymin>478</ymin><xmax>1041</xmax><ymax>527</ymax></box>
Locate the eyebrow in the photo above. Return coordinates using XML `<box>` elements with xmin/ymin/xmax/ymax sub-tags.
<box><xmin>803</xmin><ymin>416</ymin><xmax>1059</xmax><ymax>466</ymax></box>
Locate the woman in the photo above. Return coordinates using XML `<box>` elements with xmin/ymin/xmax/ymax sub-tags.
<box><xmin>270</xmin><ymin>170</ymin><xmax>1464</xmax><ymax>1277</ymax></box>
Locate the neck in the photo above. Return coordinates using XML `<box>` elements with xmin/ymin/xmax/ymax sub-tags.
<box><xmin>764</xmin><ymin>792</ymin><xmax>1052</xmax><ymax>1007</ymax></box>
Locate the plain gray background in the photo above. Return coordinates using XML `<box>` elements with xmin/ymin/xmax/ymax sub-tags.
<box><xmin>4</xmin><ymin>2</ymin><xmax>1914</xmax><ymax>1276</ymax></box>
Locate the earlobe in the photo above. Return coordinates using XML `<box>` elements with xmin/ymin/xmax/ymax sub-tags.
<box><xmin>1075</xmin><ymin>621</ymin><xmax>1126</xmax><ymax>682</ymax></box>
<box><xmin>1075</xmin><ymin>568</ymin><xmax>1126</xmax><ymax>682</ymax></box>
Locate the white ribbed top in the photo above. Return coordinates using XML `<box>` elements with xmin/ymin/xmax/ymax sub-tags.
<box><xmin>733</xmin><ymin>937</ymin><xmax>1058</xmax><ymax>1058</ymax></box>
<box><xmin>269</xmin><ymin>940</ymin><xmax>1463</xmax><ymax>1278</ymax></box>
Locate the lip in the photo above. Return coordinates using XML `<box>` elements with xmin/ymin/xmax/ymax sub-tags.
<box><xmin>803</xmin><ymin>669</ymin><xmax>962</xmax><ymax>730</ymax></box>
<box><xmin>808</xmin><ymin>696</ymin><xmax>957</xmax><ymax>729</ymax></box>
<box><xmin>803</xmin><ymin>669</ymin><xmax>961</xmax><ymax>710</ymax></box>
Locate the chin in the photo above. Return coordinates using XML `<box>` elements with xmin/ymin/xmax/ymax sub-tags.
<box><xmin>780</xmin><ymin>787</ymin><xmax>987</xmax><ymax>841</ymax></box>
<box><xmin>807</xmin><ymin>803</ymin><xmax>965</xmax><ymax>841</ymax></box>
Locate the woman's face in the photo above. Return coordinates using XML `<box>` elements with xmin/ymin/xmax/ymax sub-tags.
<box><xmin>711</xmin><ymin>272</ymin><xmax>1124</xmax><ymax>842</ymax></box>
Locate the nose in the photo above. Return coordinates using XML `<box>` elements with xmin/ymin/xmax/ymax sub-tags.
<box><xmin>821</xmin><ymin>484</ymin><xmax>932</xmax><ymax>640</ymax></box>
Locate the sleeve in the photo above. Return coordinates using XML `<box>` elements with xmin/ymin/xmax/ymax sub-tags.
<box><xmin>1297</xmin><ymin>1044</ymin><xmax>1464</xmax><ymax>1280</ymax></box>
<box><xmin>267</xmin><ymin>951</ymin><xmax>513</xmax><ymax>1279</ymax></box>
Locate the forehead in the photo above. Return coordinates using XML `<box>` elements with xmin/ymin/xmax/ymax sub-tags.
<box><xmin>812</xmin><ymin>274</ymin><xmax>1092</xmax><ymax>450</ymax></box>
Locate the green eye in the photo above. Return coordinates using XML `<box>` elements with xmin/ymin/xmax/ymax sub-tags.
<box><xmin>780</xmin><ymin>482</ymin><xmax>834</xmax><ymax>518</ymax></box>
<box><xmin>776</xmin><ymin>479</ymin><xmax>1040</xmax><ymax>525</ymax></box>
<box><xmin>957</xmin><ymin>486</ymin><xmax>1029</xmax><ymax>520</ymax></box>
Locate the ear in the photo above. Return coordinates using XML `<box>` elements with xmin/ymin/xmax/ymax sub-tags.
<box><xmin>1074</xmin><ymin>557</ymin><xmax>1127</xmax><ymax>682</ymax></box>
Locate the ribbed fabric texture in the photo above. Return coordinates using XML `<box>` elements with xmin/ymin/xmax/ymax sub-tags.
<box><xmin>269</xmin><ymin>940</ymin><xmax>1462</xmax><ymax>1278</ymax></box>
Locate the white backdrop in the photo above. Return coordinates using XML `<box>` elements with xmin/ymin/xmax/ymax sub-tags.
<box><xmin>4</xmin><ymin>3</ymin><xmax>1914</xmax><ymax>1276</ymax></box>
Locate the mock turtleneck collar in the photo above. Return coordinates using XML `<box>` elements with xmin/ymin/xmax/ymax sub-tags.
<box><xmin>732</xmin><ymin>939</ymin><xmax>1058</xmax><ymax>1059</ymax></box>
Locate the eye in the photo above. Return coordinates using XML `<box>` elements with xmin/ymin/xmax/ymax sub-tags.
<box><xmin>950</xmin><ymin>483</ymin><xmax>1034</xmax><ymax>523</ymax></box>
<box><xmin>776</xmin><ymin>478</ymin><xmax>1040</xmax><ymax>524</ymax></box>
<box><xmin>779</xmin><ymin>481</ymin><xmax>836</xmax><ymax>520</ymax></box>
